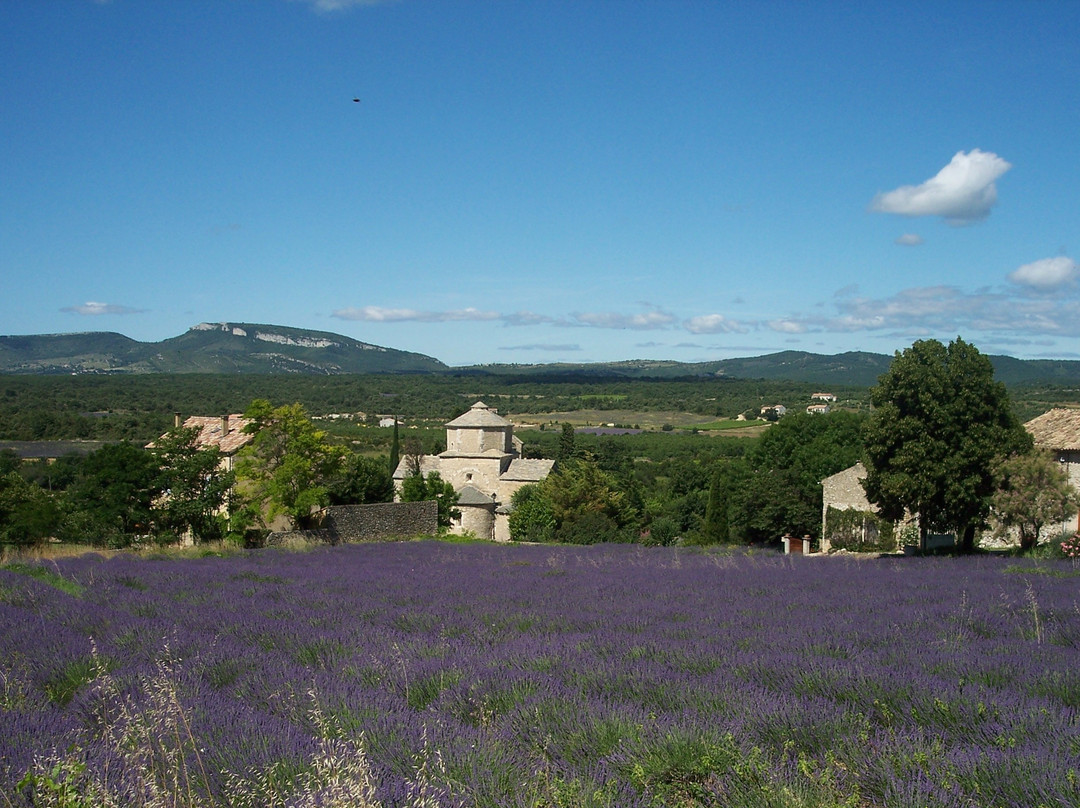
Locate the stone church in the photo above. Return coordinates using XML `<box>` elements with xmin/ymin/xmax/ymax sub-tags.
<box><xmin>393</xmin><ymin>402</ymin><xmax>555</xmax><ymax>541</ymax></box>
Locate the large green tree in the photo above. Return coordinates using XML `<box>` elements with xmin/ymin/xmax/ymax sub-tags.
<box><xmin>235</xmin><ymin>401</ymin><xmax>344</xmax><ymax>528</ymax></box>
<box><xmin>508</xmin><ymin>484</ymin><xmax>556</xmax><ymax>543</ymax></box>
<box><xmin>149</xmin><ymin>426</ymin><xmax>234</xmax><ymax>542</ymax></box>
<box><xmin>536</xmin><ymin>456</ymin><xmax>639</xmax><ymax>542</ymax></box>
<box><xmin>65</xmin><ymin>442</ymin><xmax>162</xmax><ymax>538</ymax></box>
<box><xmin>732</xmin><ymin>410</ymin><xmax>865</xmax><ymax>543</ymax></box>
<box><xmin>327</xmin><ymin>453</ymin><xmax>394</xmax><ymax>506</ymax></box>
<box><xmin>862</xmin><ymin>337</ymin><xmax>1031</xmax><ymax>552</ymax></box>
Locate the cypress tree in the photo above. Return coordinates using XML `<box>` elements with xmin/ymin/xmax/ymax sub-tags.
<box><xmin>389</xmin><ymin>416</ymin><xmax>400</xmax><ymax>477</ymax></box>
<box><xmin>703</xmin><ymin>468</ymin><xmax>729</xmax><ymax>544</ymax></box>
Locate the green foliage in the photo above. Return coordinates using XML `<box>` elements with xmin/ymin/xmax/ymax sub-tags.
<box><xmin>824</xmin><ymin>507</ymin><xmax>896</xmax><ymax>553</ymax></box>
<box><xmin>641</xmin><ymin>515</ymin><xmax>680</xmax><ymax>546</ymax></box>
<box><xmin>65</xmin><ymin>442</ymin><xmax>162</xmax><ymax>539</ymax></box>
<box><xmin>554</xmin><ymin>510</ymin><xmax>632</xmax><ymax>544</ymax></box>
<box><xmin>558</xmin><ymin>422</ymin><xmax>577</xmax><ymax>460</ymax></box>
<box><xmin>0</xmin><ymin>472</ymin><xmax>61</xmax><ymax>547</ymax></box>
<box><xmin>539</xmin><ymin>457</ymin><xmax>638</xmax><ymax>534</ymax></box>
<box><xmin>733</xmin><ymin>411</ymin><xmax>866</xmax><ymax>542</ymax></box>
<box><xmin>388</xmin><ymin>418</ymin><xmax>400</xmax><ymax>477</ymax></box>
<box><xmin>149</xmin><ymin>426</ymin><xmax>233</xmax><ymax>542</ymax></box>
<box><xmin>508</xmin><ymin>485</ymin><xmax>556</xmax><ymax>543</ymax></box>
<box><xmin>700</xmin><ymin>468</ymin><xmax>730</xmax><ymax>544</ymax></box>
<box><xmin>235</xmin><ymin>401</ymin><xmax>344</xmax><ymax>529</ymax></box>
<box><xmin>399</xmin><ymin>471</ymin><xmax>459</xmax><ymax>529</ymax></box>
<box><xmin>863</xmin><ymin>338</ymin><xmax>1032</xmax><ymax>551</ymax></box>
<box><xmin>0</xmin><ymin>448</ymin><xmax>19</xmax><ymax>475</ymax></box>
<box><xmin>327</xmin><ymin>454</ymin><xmax>394</xmax><ymax>506</ymax></box>
<box><xmin>992</xmin><ymin>449</ymin><xmax>1080</xmax><ymax>551</ymax></box>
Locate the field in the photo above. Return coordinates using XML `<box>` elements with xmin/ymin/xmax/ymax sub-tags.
<box><xmin>1</xmin><ymin>542</ymin><xmax>1079</xmax><ymax>807</ymax></box>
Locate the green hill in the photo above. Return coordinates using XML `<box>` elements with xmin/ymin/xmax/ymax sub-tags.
<box><xmin>0</xmin><ymin>322</ymin><xmax>446</xmax><ymax>374</ymax></box>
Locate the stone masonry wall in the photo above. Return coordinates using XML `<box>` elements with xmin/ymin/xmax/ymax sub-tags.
<box><xmin>322</xmin><ymin>500</ymin><xmax>438</xmax><ymax>542</ymax></box>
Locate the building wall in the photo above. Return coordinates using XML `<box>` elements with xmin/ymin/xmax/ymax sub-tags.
<box><xmin>821</xmin><ymin>463</ymin><xmax>874</xmax><ymax>552</ymax></box>
<box><xmin>437</xmin><ymin>457</ymin><xmax>507</xmax><ymax>498</ymax></box>
<box><xmin>459</xmin><ymin>505</ymin><xmax>496</xmax><ymax>541</ymax></box>
<box><xmin>447</xmin><ymin>426</ymin><xmax>511</xmax><ymax>454</ymax></box>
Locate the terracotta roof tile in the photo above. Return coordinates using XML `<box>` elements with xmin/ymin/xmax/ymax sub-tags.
<box><xmin>1024</xmin><ymin>408</ymin><xmax>1080</xmax><ymax>451</ymax></box>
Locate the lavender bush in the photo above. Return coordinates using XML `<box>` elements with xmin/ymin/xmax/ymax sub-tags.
<box><xmin>1</xmin><ymin>542</ymin><xmax>1078</xmax><ymax>807</ymax></box>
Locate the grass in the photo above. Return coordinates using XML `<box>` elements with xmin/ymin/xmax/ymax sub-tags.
<box><xmin>0</xmin><ymin>561</ymin><xmax>85</xmax><ymax>597</ymax></box>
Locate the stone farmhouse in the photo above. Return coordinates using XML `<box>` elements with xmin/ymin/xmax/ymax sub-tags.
<box><xmin>1021</xmin><ymin>407</ymin><xmax>1080</xmax><ymax>535</ymax></box>
<box><xmin>393</xmin><ymin>401</ymin><xmax>555</xmax><ymax>542</ymax></box>
<box><xmin>821</xmin><ymin>407</ymin><xmax>1080</xmax><ymax>551</ymax></box>
<box><xmin>150</xmin><ymin>413</ymin><xmax>254</xmax><ymax>472</ymax></box>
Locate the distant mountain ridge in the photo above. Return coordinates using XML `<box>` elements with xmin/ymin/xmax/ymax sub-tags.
<box><xmin>461</xmin><ymin>350</ymin><xmax>1080</xmax><ymax>387</ymax></box>
<box><xmin>4</xmin><ymin>324</ymin><xmax>1080</xmax><ymax>385</ymax></box>
<box><xmin>0</xmin><ymin>322</ymin><xmax>446</xmax><ymax>374</ymax></box>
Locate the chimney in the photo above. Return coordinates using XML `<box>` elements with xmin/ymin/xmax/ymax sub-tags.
<box><xmin>174</xmin><ymin>412</ymin><xmax>182</xmax><ymax>428</ymax></box>
<box><xmin>220</xmin><ymin>415</ymin><xmax>230</xmax><ymax>435</ymax></box>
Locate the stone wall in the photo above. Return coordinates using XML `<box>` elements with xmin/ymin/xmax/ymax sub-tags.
<box><xmin>265</xmin><ymin>501</ymin><xmax>438</xmax><ymax>546</ymax></box>
<box><xmin>322</xmin><ymin>500</ymin><xmax>438</xmax><ymax>542</ymax></box>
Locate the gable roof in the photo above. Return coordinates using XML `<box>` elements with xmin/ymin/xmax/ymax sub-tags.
<box><xmin>1024</xmin><ymin>408</ymin><xmax>1080</xmax><ymax>451</ymax></box>
<box><xmin>168</xmin><ymin>415</ymin><xmax>254</xmax><ymax>455</ymax></box>
<box><xmin>445</xmin><ymin>401</ymin><xmax>511</xmax><ymax>429</ymax></box>
<box><xmin>821</xmin><ymin>461</ymin><xmax>866</xmax><ymax>487</ymax></box>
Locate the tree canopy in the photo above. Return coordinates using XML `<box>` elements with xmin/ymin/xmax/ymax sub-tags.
<box><xmin>235</xmin><ymin>401</ymin><xmax>344</xmax><ymax>529</ymax></box>
<box><xmin>862</xmin><ymin>338</ymin><xmax>1031</xmax><ymax>551</ymax></box>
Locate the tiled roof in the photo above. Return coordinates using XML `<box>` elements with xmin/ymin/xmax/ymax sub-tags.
<box><xmin>392</xmin><ymin>456</ymin><xmax>442</xmax><ymax>480</ymax></box>
<box><xmin>180</xmin><ymin>415</ymin><xmax>254</xmax><ymax>455</ymax></box>
<box><xmin>502</xmin><ymin>458</ymin><xmax>556</xmax><ymax>482</ymax></box>
<box><xmin>445</xmin><ymin>402</ymin><xmax>511</xmax><ymax>429</ymax></box>
<box><xmin>1024</xmin><ymin>408</ymin><xmax>1080</xmax><ymax>451</ymax></box>
<box><xmin>456</xmin><ymin>485</ymin><xmax>497</xmax><ymax>506</ymax></box>
<box><xmin>821</xmin><ymin>461</ymin><xmax>866</xmax><ymax>486</ymax></box>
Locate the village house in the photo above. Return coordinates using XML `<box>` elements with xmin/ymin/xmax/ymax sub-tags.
<box><xmin>821</xmin><ymin>407</ymin><xmax>1080</xmax><ymax>551</ymax></box>
<box><xmin>150</xmin><ymin>413</ymin><xmax>254</xmax><ymax>472</ymax></box>
<box><xmin>392</xmin><ymin>401</ymin><xmax>555</xmax><ymax>542</ymax></box>
<box><xmin>806</xmin><ymin>403</ymin><xmax>830</xmax><ymax>415</ymax></box>
<box><xmin>1021</xmin><ymin>407</ymin><xmax>1080</xmax><ymax>535</ymax></box>
<box><xmin>811</xmin><ymin>392</ymin><xmax>837</xmax><ymax>402</ymax></box>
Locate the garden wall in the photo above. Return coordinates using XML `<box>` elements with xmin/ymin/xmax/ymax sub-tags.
<box><xmin>265</xmin><ymin>501</ymin><xmax>438</xmax><ymax>546</ymax></box>
<box><xmin>323</xmin><ymin>501</ymin><xmax>438</xmax><ymax>541</ymax></box>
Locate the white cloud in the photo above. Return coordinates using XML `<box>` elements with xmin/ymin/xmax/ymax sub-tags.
<box><xmin>684</xmin><ymin>313</ymin><xmax>746</xmax><ymax>334</ymax></box>
<box><xmin>290</xmin><ymin>0</ymin><xmax>394</xmax><ymax>12</ymax></box>
<box><xmin>570</xmin><ymin>309</ymin><xmax>677</xmax><ymax>330</ymax></box>
<box><xmin>499</xmin><ymin>343</ymin><xmax>581</xmax><ymax>352</ymax></box>
<box><xmin>895</xmin><ymin>233</ymin><xmax>924</xmax><ymax>246</ymax></box>
<box><xmin>332</xmin><ymin>306</ymin><xmax>499</xmax><ymax>323</ymax></box>
<box><xmin>61</xmin><ymin>301</ymin><xmax>144</xmax><ymax>315</ymax></box>
<box><xmin>768</xmin><ymin>319</ymin><xmax>807</xmax><ymax>334</ymax></box>
<box><xmin>871</xmin><ymin>149</ymin><xmax>1011</xmax><ymax>225</ymax></box>
<box><xmin>1008</xmin><ymin>256</ymin><xmax>1078</xmax><ymax>291</ymax></box>
<box><xmin>332</xmin><ymin>305</ymin><xmax>681</xmax><ymax>330</ymax></box>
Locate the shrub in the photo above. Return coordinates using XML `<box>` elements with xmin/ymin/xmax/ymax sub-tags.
<box><xmin>824</xmin><ymin>507</ymin><xmax>896</xmax><ymax>553</ymax></box>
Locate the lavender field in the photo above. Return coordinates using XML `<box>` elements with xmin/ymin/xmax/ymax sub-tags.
<box><xmin>1</xmin><ymin>542</ymin><xmax>1078</xmax><ymax>807</ymax></box>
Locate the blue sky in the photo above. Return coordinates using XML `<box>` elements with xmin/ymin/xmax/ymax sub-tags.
<box><xmin>3</xmin><ymin>1</ymin><xmax>1078</xmax><ymax>366</ymax></box>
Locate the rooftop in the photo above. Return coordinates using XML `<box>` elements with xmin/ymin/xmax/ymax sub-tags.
<box><xmin>1025</xmin><ymin>408</ymin><xmax>1080</xmax><ymax>451</ymax></box>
